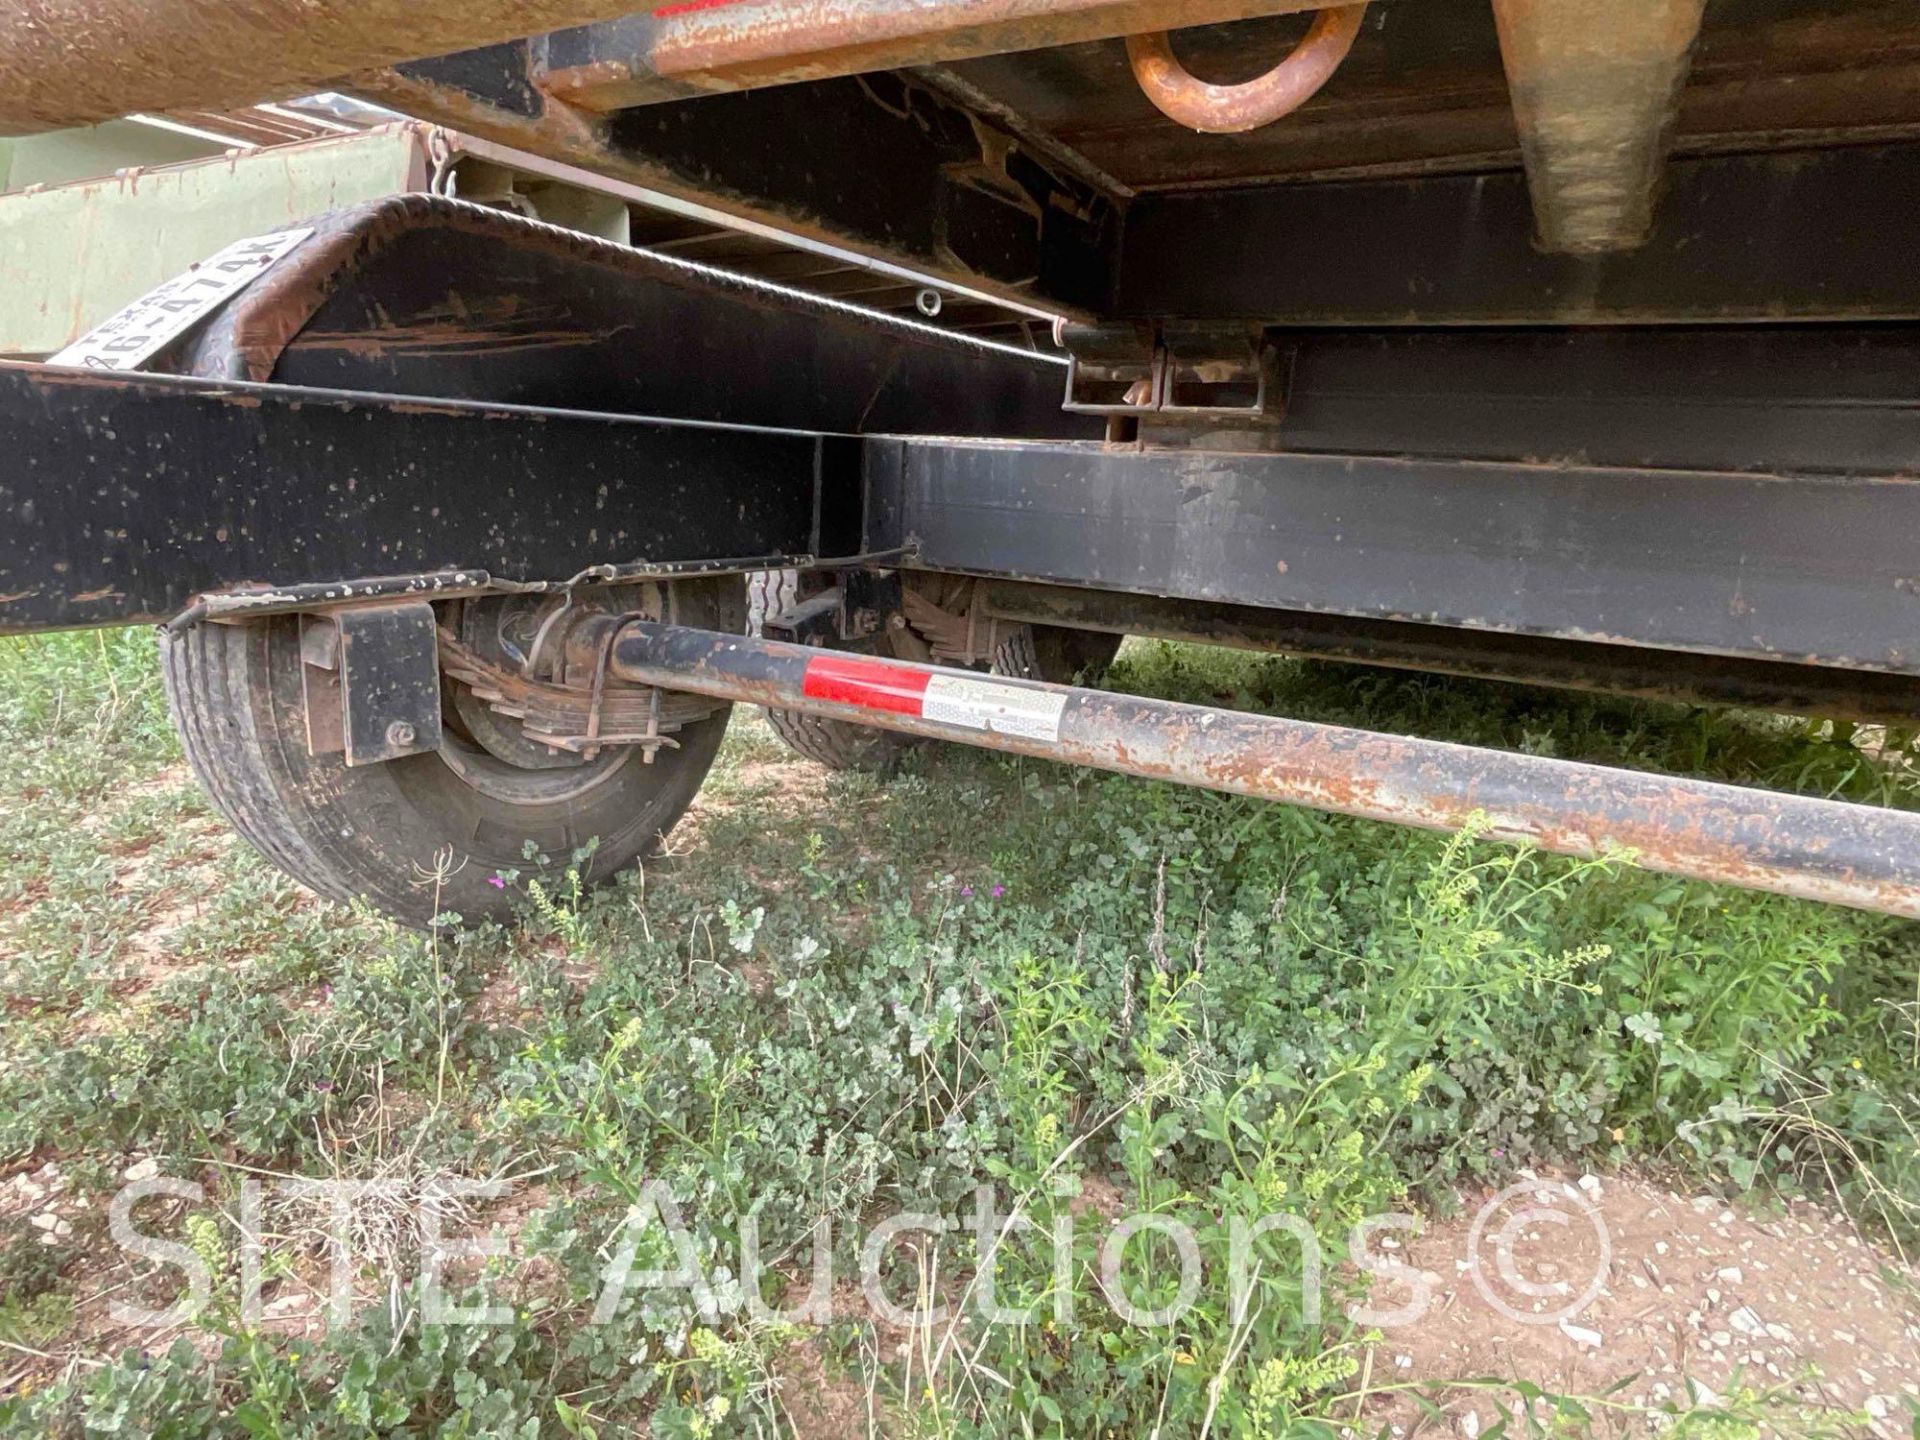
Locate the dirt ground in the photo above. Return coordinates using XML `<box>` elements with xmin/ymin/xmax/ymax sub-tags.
<box><xmin>1365</xmin><ymin>1171</ymin><xmax>1920</xmax><ymax>1436</ymax></box>
<box><xmin>7</xmin><ymin>1129</ymin><xmax>1917</xmax><ymax>1434</ymax></box>
<box><xmin>5</xmin><ymin>713</ymin><xmax>1916</xmax><ymax>1433</ymax></box>
<box><xmin>757</xmin><ymin>1169</ymin><xmax>1920</xmax><ymax>1438</ymax></box>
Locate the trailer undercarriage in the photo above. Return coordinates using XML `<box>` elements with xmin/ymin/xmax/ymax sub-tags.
<box><xmin>4</xmin><ymin>1</ymin><xmax>1919</xmax><ymax>923</ymax></box>
<box><xmin>6</xmin><ymin>327</ymin><xmax>1919</xmax><ymax>920</ymax></box>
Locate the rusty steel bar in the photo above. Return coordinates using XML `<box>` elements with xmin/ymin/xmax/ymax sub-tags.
<box><xmin>0</xmin><ymin>0</ymin><xmax>661</xmax><ymax>134</ymax></box>
<box><xmin>536</xmin><ymin>0</ymin><xmax>1352</xmax><ymax>111</ymax></box>
<box><xmin>607</xmin><ymin>621</ymin><xmax>1920</xmax><ymax>919</ymax></box>
<box><xmin>1491</xmin><ymin>0</ymin><xmax>1708</xmax><ymax>252</ymax></box>
<box><xmin>0</xmin><ymin>0</ymin><xmax>1360</xmax><ymax>134</ymax></box>
<box><xmin>1125</xmin><ymin>4</ymin><xmax>1368</xmax><ymax>135</ymax></box>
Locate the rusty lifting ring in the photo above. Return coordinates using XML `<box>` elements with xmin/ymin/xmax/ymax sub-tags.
<box><xmin>1126</xmin><ymin>3</ymin><xmax>1369</xmax><ymax>135</ymax></box>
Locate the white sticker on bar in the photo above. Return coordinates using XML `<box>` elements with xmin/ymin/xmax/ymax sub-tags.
<box><xmin>50</xmin><ymin>227</ymin><xmax>315</xmax><ymax>372</ymax></box>
<box><xmin>921</xmin><ymin>674</ymin><xmax>1067</xmax><ymax>742</ymax></box>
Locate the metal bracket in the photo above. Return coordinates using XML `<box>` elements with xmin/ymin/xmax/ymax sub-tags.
<box><xmin>765</xmin><ymin>589</ymin><xmax>845</xmax><ymax>647</ymax></box>
<box><xmin>839</xmin><ymin>570</ymin><xmax>903</xmax><ymax>641</ymax></box>
<box><xmin>1059</xmin><ymin>321</ymin><xmax>1167</xmax><ymax>416</ymax></box>
<box><xmin>299</xmin><ymin>615</ymin><xmax>346</xmax><ymax>757</ymax></box>
<box><xmin>764</xmin><ymin>572</ymin><xmax>907</xmax><ymax>649</ymax></box>
<box><xmin>302</xmin><ymin>602</ymin><xmax>445</xmax><ymax>766</ymax></box>
<box><xmin>1159</xmin><ymin>334</ymin><xmax>1283</xmax><ymax>421</ymax></box>
<box><xmin>1060</xmin><ymin>321</ymin><xmax>1282</xmax><ymax>420</ymax></box>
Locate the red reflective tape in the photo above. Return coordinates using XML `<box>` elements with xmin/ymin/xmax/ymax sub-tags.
<box><xmin>801</xmin><ymin>653</ymin><xmax>931</xmax><ymax>717</ymax></box>
<box><xmin>652</xmin><ymin>0</ymin><xmax>741</xmax><ymax>16</ymax></box>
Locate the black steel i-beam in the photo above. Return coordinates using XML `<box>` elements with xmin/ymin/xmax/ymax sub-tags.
<box><xmin>0</xmin><ymin>364</ymin><xmax>860</xmax><ymax>633</ymax></box>
<box><xmin>863</xmin><ymin>434</ymin><xmax>1920</xmax><ymax>679</ymax></box>
<box><xmin>606</xmin><ymin>620</ymin><xmax>1920</xmax><ymax>919</ymax></box>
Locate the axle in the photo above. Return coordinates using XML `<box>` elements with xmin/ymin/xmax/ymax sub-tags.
<box><xmin>603</xmin><ymin>620</ymin><xmax>1920</xmax><ymax>920</ymax></box>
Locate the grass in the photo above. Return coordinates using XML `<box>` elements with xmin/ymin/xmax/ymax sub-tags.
<box><xmin>0</xmin><ymin>624</ymin><xmax>1916</xmax><ymax>1436</ymax></box>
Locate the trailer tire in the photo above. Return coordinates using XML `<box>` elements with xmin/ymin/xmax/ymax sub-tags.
<box><xmin>160</xmin><ymin>613</ymin><xmax>730</xmax><ymax>927</ymax></box>
<box><xmin>749</xmin><ymin>569</ymin><xmax>919</xmax><ymax>773</ymax></box>
<box><xmin>992</xmin><ymin>625</ymin><xmax>1122</xmax><ymax>686</ymax></box>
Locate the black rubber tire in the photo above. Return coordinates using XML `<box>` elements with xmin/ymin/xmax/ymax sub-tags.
<box><xmin>743</xmin><ymin>567</ymin><xmax>792</xmax><ymax>638</ymax></box>
<box><xmin>992</xmin><ymin>625</ymin><xmax>1123</xmax><ymax>686</ymax></box>
<box><xmin>748</xmin><ymin>569</ymin><xmax>918</xmax><ymax>773</ymax></box>
<box><xmin>160</xmin><ymin>611</ymin><xmax>730</xmax><ymax>927</ymax></box>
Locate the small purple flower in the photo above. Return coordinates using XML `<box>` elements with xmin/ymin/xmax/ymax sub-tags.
<box><xmin>990</xmin><ymin>884</ymin><xmax>1006</xmax><ymax>899</ymax></box>
<box><xmin>487</xmin><ymin>875</ymin><xmax>506</xmax><ymax>890</ymax></box>
<box><xmin>313</xmin><ymin>1080</ymin><xmax>334</xmax><ymax>1094</ymax></box>
<box><xmin>960</xmin><ymin>885</ymin><xmax>974</xmax><ymax>898</ymax></box>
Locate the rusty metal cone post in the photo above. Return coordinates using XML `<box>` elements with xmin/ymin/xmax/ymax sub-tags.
<box><xmin>1490</xmin><ymin>0</ymin><xmax>1709</xmax><ymax>253</ymax></box>
<box><xmin>608</xmin><ymin>621</ymin><xmax>1920</xmax><ymax>919</ymax></box>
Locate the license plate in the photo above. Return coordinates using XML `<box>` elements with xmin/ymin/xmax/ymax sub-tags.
<box><xmin>49</xmin><ymin>227</ymin><xmax>315</xmax><ymax>372</ymax></box>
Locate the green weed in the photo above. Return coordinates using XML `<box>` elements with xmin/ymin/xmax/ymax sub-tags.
<box><xmin>0</xmin><ymin>632</ymin><xmax>1914</xmax><ymax>1436</ymax></box>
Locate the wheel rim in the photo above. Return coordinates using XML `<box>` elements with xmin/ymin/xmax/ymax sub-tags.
<box><xmin>432</xmin><ymin>728</ymin><xmax>637</xmax><ymax>805</ymax></box>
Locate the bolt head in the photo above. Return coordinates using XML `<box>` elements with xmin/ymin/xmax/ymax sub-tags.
<box><xmin>386</xmin><ymin>720</ymin><xmax>417</xmax><ymax>748</ymax></box>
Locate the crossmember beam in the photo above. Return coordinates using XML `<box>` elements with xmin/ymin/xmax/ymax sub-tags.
<box><xmin>607</xmin><ymin>621</ymin><xmax>1920</xmax><ymax>919</ymax></box>
<box><xmin>1117</xmin><ymin>143</ymin><xmax>1920</xmax><ymax>324</ymax></box>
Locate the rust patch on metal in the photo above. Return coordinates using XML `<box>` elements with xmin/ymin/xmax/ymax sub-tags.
<box><xmin>439</xmin><ymin>626</ymin><xmax>716</xmax><ymax>750</ymax></box>
<box><xmin>295</xmin><ymin>308</ymin><xmax>613</xmax><ymax>361</ymax></box>
<box><xmin>539</xmin><ymin>0</ymin><xmax>1345</xmax><ymax>109</ymax></box>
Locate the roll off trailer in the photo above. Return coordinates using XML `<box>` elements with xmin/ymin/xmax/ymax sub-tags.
<box><xmin>4</xmin><ymin>0</ymin><xmax>1920</xmax><ymax>925</ymax></box>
